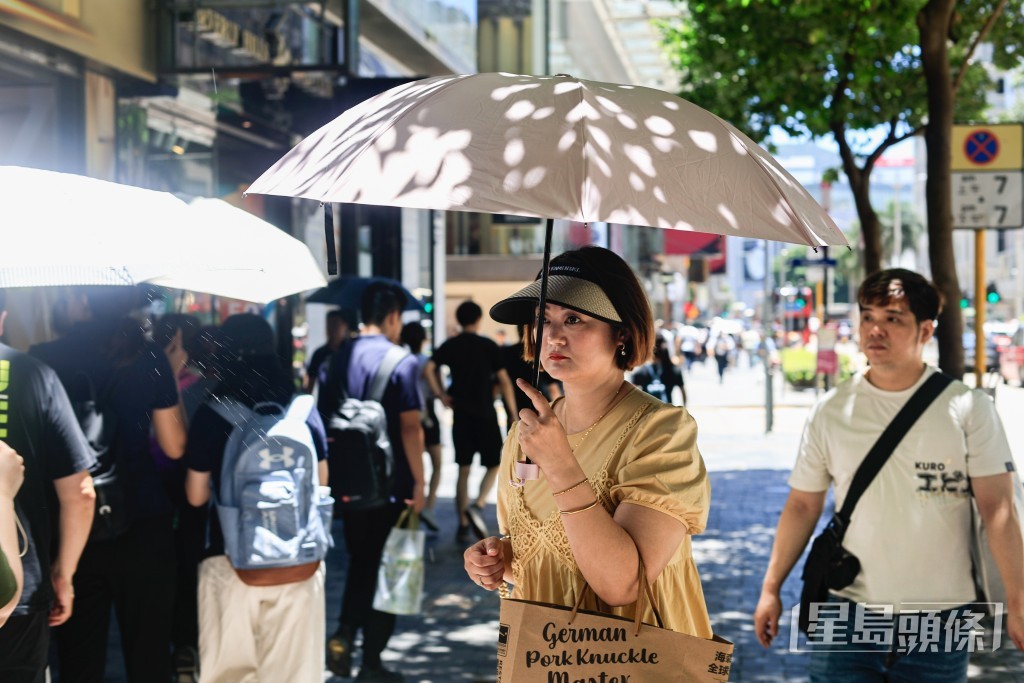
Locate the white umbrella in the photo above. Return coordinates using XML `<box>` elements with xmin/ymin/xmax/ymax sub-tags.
<box><xmin>147</xmin><ymin>198</ymin><xmax>326</xmax><ymax>304</ymax></box>
<box><xmin>0</xmin><ymin>166</ymin><xmax>193</xmax><ymax>287</ymax></box>
<box><xmin>246</xmin><ymin>72</ymin><xmax>847</xmax><ymax>248</ymax></box>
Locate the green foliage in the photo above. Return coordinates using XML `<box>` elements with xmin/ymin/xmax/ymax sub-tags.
<box><xmin>659</xmin><ymin>1</ymin><xmax>1021</xmax><ymax>150</ymax></box>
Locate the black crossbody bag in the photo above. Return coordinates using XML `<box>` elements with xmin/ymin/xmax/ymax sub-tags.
<box><xmin>798</xmin><ymin>371</ymin><xmax>953</xmax><ymax>634</ymax></box>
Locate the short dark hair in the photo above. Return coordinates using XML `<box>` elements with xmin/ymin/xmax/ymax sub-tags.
<box><xmin>858</xmin><ymin>268</ymin><xmax>943</xmax><ymax>323</ymax></box>
<box><xmin>326</xmin><ymin>309</ymin><xmax>347</xmax><ymax>325</ymax></box>
<box><xmin>523</xmin><ymin>246</ymin><xmax>653</xmax><ymax>371</ymax></box>
<box><xmin>401</xmin><ymin>321</ymin><xmax>427</xmax><ymax>352</ymax></box>
<box><xmin>455</xmin><ymin>300</ymin><xmax>482</xmax><ymax>327</ymax></box>
<box><xmin>361</xmin><ymin>281</ymin><xmax>406</xmax><ymax>326</ymax></box>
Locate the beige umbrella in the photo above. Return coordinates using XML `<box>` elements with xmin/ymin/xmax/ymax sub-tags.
<box><xmin>246</xmin><ymin>72</ymin><xmax>847</xmax><ymax>247</ymax></box>
<box><xmin>247</xmin><ymin>72</ymin><xmax>848</xmax><ymax>481</ymax></box>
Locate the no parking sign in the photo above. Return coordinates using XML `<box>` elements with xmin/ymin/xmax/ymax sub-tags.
<box><xmin>951</xmin><ymin>124</ymin><xmax>1024</xmax><ymax>229</ymax></box>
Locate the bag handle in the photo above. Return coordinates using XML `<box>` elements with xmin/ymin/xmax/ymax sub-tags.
<box><xmin>570</xmin><ymin>557</ymin><xmax>665</xmax><ymax>636</ymax></box>
<box><xmin>394</xmin><ymin>505</ymin><xmax>420</xmax><ymax>532</ymax></box>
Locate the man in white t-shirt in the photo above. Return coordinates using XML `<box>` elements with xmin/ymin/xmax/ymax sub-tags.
<box><xmin>753</xmin><ymin>268</ymin><xmax>1024</xmax><ymax>681</ymax></box>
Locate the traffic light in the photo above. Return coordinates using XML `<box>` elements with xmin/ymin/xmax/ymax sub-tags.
<box><xmin>986</xmin><ymin>282</ymin><xmax>1001</xmax><ymax>304</ymax></box>
<box><xmin>960</xmin><ymin>291</ymin><xmax>969</xmax><ymax>309</ymax></box>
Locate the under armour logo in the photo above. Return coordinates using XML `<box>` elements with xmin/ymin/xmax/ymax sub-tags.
<box><xmin>258</xmin><ymin>446</ymin><xmax>295</xmax><ymax>470</ymax></box>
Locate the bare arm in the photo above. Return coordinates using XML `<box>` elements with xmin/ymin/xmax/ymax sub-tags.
<box><xmin>973</xmin><ymin>473</ymin><xmax>1024</xmax><ymax>651</ymax></box>
<box><xmin>50</xmin><ymin>470</ymin><xmax>96</xmax><ymax>626</ymax></box>
<box><xmin>423</xmin><ymin>360</ymin><xmax>451</xmax><ymax>408</ymax></box>
<box><xmin>0</xmin><ymin>496</ymin><xmax>21</xmax><ymax>625</ymax></box>
<box><xmin>318</xmin><ymin>459</ymin><xmax>329</xmax><ymax>488</ymax></box>
<box><xmin>496</xmin><ymin>369</ymin><xmax>517</xmax><ymax>423</ymax></box>
<box><xmin>399</xmin><ymin>410</ymin><xmax>426</xmax><ymax>512</ymax></box>
<box><xmin>753</xmin><ymin>488</ymin><xmax>826</xmax><ymax>647</ymax></box>
<box><xmin>152</xmin><ymin>403</ymin><xmax>187</xmax><ymax>459</ymax></box>
<box><xmin>513</xmin><ymin>380</ymin><xmax>691</xmax><ymax>605</ymax></box>
<box><xmin>0</xmin><ymin>441</ymin><xmax>25</xmax><ymax>625</ymax></box>
<box><xmin>185</xmin><ymin>469</ymin><xmax>211</xmax><ymax>507</ymax></box>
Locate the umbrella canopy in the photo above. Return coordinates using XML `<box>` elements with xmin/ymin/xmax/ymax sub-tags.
<box><xmin>147</xmin><ymin>198</ymin><xmax>326</xmax><ymax>304</ymax></box>
<box><xmin>247</xmin><ymin>72</ymin><xmax>847</xmax><ymax>248</ymax></box>
<box><xmin>306</xmin><ymin>276</ymin><xmax>424</xmax><ymax>313</ymax></box>
<box><xmin>0</xmin><ymin>166</ymin><xmax>193</xmax><ymax>287</ymax></box>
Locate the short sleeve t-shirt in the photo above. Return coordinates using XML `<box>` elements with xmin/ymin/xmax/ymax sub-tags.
<box><xmin>31</xmin><ymin>321</ymin><xmax>180</xmax><ymax>520</ymax></box>
<box><xmin>322</xmin><ymin>335</ymin><xmax>422</xmax><ymax>500</ymax></box>
<box><xmin>432</xmin><ymin>333</ymin><xmax>504</xmax><ymax>417</ymax></box>
<box><xmin>0</xmin><ymin>344</ymin><xmax>94</xmax><ymax>615</ymax></box>
<box><xmin>789</xmin><ymin>366</ymin><xmax>1012</xmax><ymax>610</ymax></box>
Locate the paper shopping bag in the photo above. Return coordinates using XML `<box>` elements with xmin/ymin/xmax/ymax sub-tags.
<box><xmin>495</xmin><ymin>562</ymin><xmax>733</xmax><ymax>682</ymax></box>
<box><xmin>372</xmin><ymin>507</ymin><xmax>425</xmax><ymax>615</ymax></box>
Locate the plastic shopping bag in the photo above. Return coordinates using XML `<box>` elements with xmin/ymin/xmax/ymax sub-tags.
<box><xmin>373</xmin><ymin>507</ymin><xmax>425</xmax><ymax>615</ymax></box>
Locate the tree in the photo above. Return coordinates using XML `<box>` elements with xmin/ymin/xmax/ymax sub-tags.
<box><xmin>660</xmin><ymin>0</ymin><xmax>1024</xmax><ymax>376</ymax></box>
<box><xmin>917</xmin><ymin>1</ymin><xmax>1021</xmax><ymax>376</ymax></box>
<box><xmin>880</xmin><ymin>200</ymin><xmax>925</xmax><ymax>267</ymax></box>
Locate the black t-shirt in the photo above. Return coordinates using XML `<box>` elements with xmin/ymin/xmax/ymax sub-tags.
<box><xmin>432</xmin><ymin>333</ymin><xmax>505</xmax><ymax>417</ymax></box>
<box><xmin>306</xmin><ymin>343</ymin><xmax>333</xmax><ymax>391</ymax></box>
<box><xmin>0</xmin><ymin>343</ymin><xmax>94</xmax><ymax>615</ymax></box>
<box><xmin>319</xmin><ymin>335</ymin><xmax>422</xmax><ymax>500</ymax></box>
<box><xmin>631</xmin><ymin>361</ymin><xmax>684</xmax><ymax>403</ymax></box>
<box><xmin>184</xmin><ymin>357</ymin><xmax>328</xmax><ymax>557</ymax></box>
<box><xmin>30</xmin><ymin>320</ymin><xmax>180</xmax><ymax>520</ymax></box>
<box><xmin>500</xmin><ymin>342</ymin><xmax>559</xmax><ymax>414</ymax></box>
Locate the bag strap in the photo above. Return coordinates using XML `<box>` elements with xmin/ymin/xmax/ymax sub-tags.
<box><xmin>367</xmin><ymin>345</ymin><xmax>409</xmax><ymax>404</ymax></box>
<box><xmin>284</xmin><ymin>394</ymin><xmax>315</xmax><ymax>424</ymax></box>
<box><xmin>570</xmin><ymin>558</ymin><xmax>665</xmax><ymax>637</ymax></box>
<box><xmin>835</xmin><ymin>371</ymin><xmax>953</xmax><ymax>529</ymax></box>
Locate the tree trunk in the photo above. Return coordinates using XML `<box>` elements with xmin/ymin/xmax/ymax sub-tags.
<box><xmin>918</xmin><ymin>1</ymin><xmax>964</xmax><ymax>378</ymax></box>
<box><xmin>847</xmin><ymin>168</ymin><xmax>884</xmax><ymax>275</ymax></box>
<box><xmin>833</xmin><ymin>125</ymin><xmax>883</xmax><ymax>276</ymax></box>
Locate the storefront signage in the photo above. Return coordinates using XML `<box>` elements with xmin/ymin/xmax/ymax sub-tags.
<box><xmin>192</xmin><ymin>8</ymin><xmax>273</xmax><ymax>63</ymax></box>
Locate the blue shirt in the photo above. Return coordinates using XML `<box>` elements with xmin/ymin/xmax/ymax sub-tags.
<box><xmin>321</xmin><ymin>335</ymin><xmax>422</xmax><ymax>500</ymax></box>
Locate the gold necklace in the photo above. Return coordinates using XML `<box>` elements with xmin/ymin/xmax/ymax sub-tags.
<box><xmin>567</xmin><ymin>382</ymin><xmax>624</xmax><ymax>454</ymax></box>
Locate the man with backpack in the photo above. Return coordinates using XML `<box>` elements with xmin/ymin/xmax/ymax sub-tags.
<box><xmin>29</xmin><ymin>287</ymin><xmax>186</xmax><ymax>683</ymax></box>
<box><xmin>184</xmin><ymin>313</ymin><xmax>332</xmax><ymax>683</ymax></box>
<box><xmin>0</xmin><ymin>289</ymin><xmax>95</xmax><ymax>683</ymax></box>
<box><xmin>320</xmin><ymin>281</ymin><xmax>425</xmax><ymax>683</ymax></box>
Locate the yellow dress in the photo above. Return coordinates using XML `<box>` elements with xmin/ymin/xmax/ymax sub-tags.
<box><xmin>498</xmin><ymin>385</ymin><xmax>713</xmax><ymax>638</ymax></box>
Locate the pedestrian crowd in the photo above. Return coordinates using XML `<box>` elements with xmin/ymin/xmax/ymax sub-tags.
<box><xmin>1</xmin><ymin>256</ymin><xmax>1022</xmax><ymax>683</ymax></box>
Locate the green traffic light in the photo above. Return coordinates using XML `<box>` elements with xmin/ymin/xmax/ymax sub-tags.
<box><xmin>987</xmin><ymin>292</ymin><xmax>1000</xmax><ymax>304</ymax></box>
<box><xmin>796</xmin><ymin>298</ymin><xmax>806</xmax><ymax>307</ymax></box>
<box><xmin>960</xmin><ymin>299</ymin><xmax>969</xmax><ymax>309</ymax></box>
<box><xmin>424</xmin><ymin>303</ymin><xmax>434</xmax><ymax>313</ymax></box>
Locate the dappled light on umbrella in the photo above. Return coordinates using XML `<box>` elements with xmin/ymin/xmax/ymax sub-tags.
<box><xmin>246</xmin><ymin>72</ymin><xmax>849</xmax><ymax>483</ymax></box>
<box><xmin>247</xmin><ymin>72</ymin><xmax>846</xmax><ymax>248</ymax></box>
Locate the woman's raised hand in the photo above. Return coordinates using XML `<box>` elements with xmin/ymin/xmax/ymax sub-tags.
<box><xmin>515</xmin><ymin>379</ymin><xmax>571</xmax><ymax>468</ymax></box>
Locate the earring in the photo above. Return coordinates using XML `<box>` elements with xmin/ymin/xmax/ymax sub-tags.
<box><xmin>618</xmin><ymin>344</ymin><xmax>627</xmax><ymax>357</ymax></box>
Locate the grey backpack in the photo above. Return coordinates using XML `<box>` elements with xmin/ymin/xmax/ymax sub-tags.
<box><xmin>211</xmin><ymin>394</ymin><xmax>334</xmax><ymax>570</ymax></box>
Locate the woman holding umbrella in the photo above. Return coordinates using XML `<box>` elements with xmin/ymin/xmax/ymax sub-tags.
<box><xmin>463</xmin><ymin>246</ymin><xmax>712</xmax><ymax>637</ymax></box>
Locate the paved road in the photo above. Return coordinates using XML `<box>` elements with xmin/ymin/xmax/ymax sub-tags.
<box><xmin>91</xmin><ymin>360</ymin><xmax>1023</xmax><ymax>681</ymax></box>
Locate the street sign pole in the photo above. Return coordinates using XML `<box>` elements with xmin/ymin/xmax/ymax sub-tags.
<box><xmin>975</xmin><ymin>230</ymin><xmax>986</xmax><ymax>386</ymax></box>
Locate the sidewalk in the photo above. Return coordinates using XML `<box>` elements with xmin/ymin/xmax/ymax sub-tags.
<box><xmin>91</xmin><ymin>361</ymin><xmax>1022</xmax><ymax>681</ymax></box>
